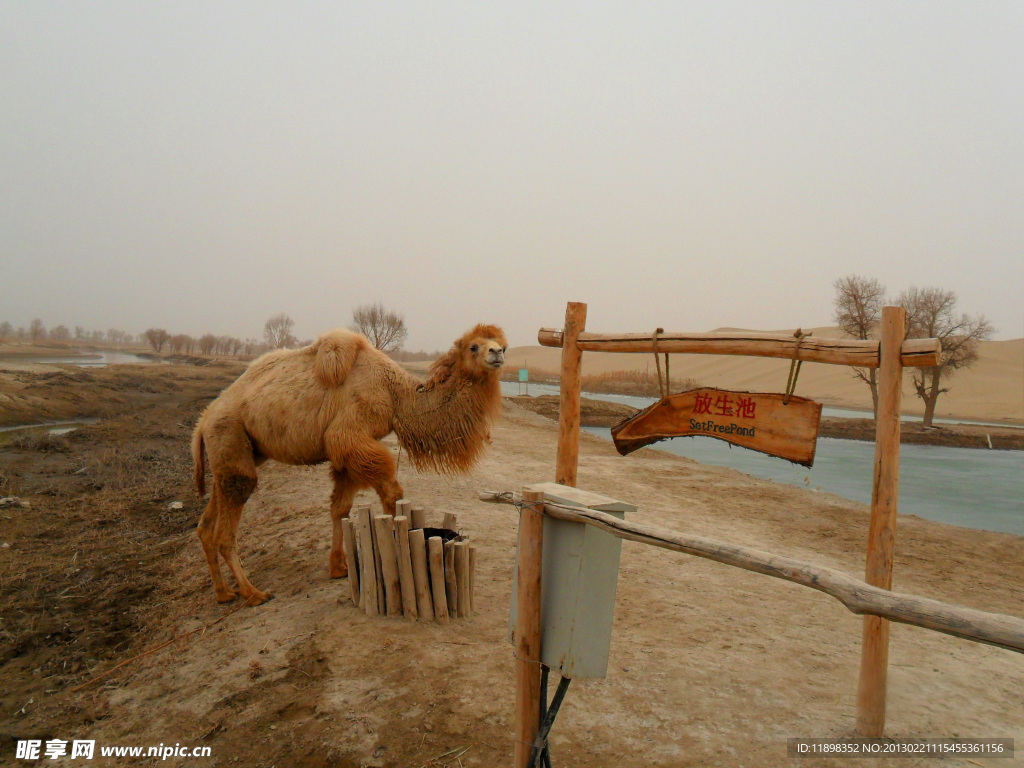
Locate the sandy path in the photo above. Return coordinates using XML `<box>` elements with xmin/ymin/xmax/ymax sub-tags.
<box><xmin>71</xmin><ymin>402</ymin><xmax>1023</xmax><ymax>767</ymax></box>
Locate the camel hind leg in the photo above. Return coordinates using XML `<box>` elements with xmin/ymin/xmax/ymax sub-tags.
<box><xmin>202</xmin><ymin>421</ymin><xmax>269</xmax><ymax>606</ymax></box>
<box><xmin>197</xmin><ymin>496</ymin><xmax>236</xmax><ymax>602</ymax></box>
<box><xmin>213</xmin><ymin>473</ymin><xmax>271</xmax><ymax>605</ymax></box>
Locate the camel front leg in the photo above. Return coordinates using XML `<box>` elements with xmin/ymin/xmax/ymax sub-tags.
<box><xmin>329</xmin><ymin>468</ymin><xmax>358</xmax><ymax>578</ymax></box>
<box><xmin>326</xmin><ymin>434</ymin><xmax>404</xmax><ymax>517</ymax></box>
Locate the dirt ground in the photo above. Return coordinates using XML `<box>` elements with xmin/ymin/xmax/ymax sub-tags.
<box><xmin>1</xmin><ymin>364</ymin><xmax>1022</xmax><ymax>767</ymax></box>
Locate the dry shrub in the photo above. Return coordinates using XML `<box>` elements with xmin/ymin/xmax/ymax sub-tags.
<box><xmin>9</xmin><ymin>431</ymin><xmax>72</xmax><ymax>453</ymax></box>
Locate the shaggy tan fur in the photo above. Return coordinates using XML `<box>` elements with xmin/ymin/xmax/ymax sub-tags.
<box><xmin>191</xmin><ymin>324</ymin><xmax>506</xmax><ymax>605</ymax></box>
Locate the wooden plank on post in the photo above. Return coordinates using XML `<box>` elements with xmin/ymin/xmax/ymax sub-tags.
<box><xmin>374</xmin><ymin>515</ymin><xmax>403</xmax><ymax>617</ymax></box>
<box><xmin>354</xmin><ymin>507</ymin><xmax>378</xmax><ymax>616</ymax></box>
<box><xmin>341</xmin><ymin>518</ymin><xmax>360</xmax><ymax>605</ymax></box>
<box><xmin>394</xmin><ymin>516</ymin><xmax>418</xmax><ymax>619</ymax></box>
<box><xmin>427</xmin><ymin>537</ymin><xmax>449</xmax><ymax>624</ymax></box>
<box><xmin>454</xmin><ymin>541</ymin><xmax>470</xmax><ymax>618</ymax></box>
<box><xmin>556</xmin><ymin>302</ymin><xmax>587</xmax><ymax>487</ymax></box>
<box><xmin>409</xmin><ymin>528</ymin><xmax>434</xmax><ymax>620</ymax></box>
<box><xmin>857</xmin><ymin>306</ymin><xmax>906</xmax><ymax>737</ymax></box>
<box><xmin>514</xmin><ymin>489</ymin><xmax>544</xmax><ymax>768</ymax></box>
<box><xmin>443</xmin><ymin>540</ymin><xmax>458</xmax><ymax>616</ymax></box>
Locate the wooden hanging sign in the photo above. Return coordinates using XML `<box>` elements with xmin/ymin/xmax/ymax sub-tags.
<box><xmin>611</xmin><ymin>388</ymin><xmax>823</xmax><ymax>466</ymax></box>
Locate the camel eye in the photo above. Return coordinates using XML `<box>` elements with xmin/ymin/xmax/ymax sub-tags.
<box><xmin>470</xmin><ymin>344</ymin><xmax>479</xmax><ymax>353</ymax></box>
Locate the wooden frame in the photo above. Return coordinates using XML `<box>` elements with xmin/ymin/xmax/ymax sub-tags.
<box><xmin>511</xmin><ymin>492</ymin><xmax>1024</xmax><ymax>764</ymax></box>
<box><xmin>542</xmin><ymin>301</ymin><xmax>943</xmax><ymax>737</ymax></box>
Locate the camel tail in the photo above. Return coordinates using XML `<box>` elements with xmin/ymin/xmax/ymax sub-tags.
<box><xmin>192</xmin><ymin>427</ymin><xmax>207</xmax><ymax>498</ymax></box>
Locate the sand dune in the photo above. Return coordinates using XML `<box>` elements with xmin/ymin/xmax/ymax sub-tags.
<box><xmin>507</xmin><ymin>330</ymin><xmax>1024</xmax><ymax>425</ymax></box>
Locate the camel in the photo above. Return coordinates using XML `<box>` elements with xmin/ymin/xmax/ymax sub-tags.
<box><xmin>191</xmin><ymin>323</ymin><xmax>506</xmax><ymax>605</ymax></box>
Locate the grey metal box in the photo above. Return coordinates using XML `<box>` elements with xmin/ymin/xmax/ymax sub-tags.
<box><xmin>509</xmin><ymin>483</ymin><xmax>633</xmax><ymax>679</ymax></box>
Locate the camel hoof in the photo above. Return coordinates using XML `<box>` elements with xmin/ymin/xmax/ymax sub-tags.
<box><xmin>215</xmin><ymin>588</ymin><xmax>238</xmax><ymax>603</ymax></box>
<box><xmin>243</xmin><ymin>590</ymin><xmax>272</xmax><ymax>606</ymax></box>
<box><xmin>329</xmin><ymin>564</ymin><xmax>348</xmax><ymax>579</ymax></box>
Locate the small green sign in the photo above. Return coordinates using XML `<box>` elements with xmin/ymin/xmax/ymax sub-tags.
<box><xmin>518</xmin><ymin>368</ymin><xmax>529</xmax><ymax>383</ymax></box>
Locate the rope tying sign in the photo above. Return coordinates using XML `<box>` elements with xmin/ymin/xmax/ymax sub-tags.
<box><xmin>783</xmin><ymin>329</ymin><xmax>811</xmax><ymax>405</ymax></box>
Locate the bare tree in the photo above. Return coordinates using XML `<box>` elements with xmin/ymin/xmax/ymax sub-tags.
<box><xmin>144</xmin><ymin>328</ymin><xmax>170</xmax><ymax>353</ymax></box>
<box><xmin>29</xmin><ymin>318</ymin><xmax>45</xmax><ymax>342</ymax></box>
<box><xmin>833</xmin><ymin>275</ymin><xmax>887</xmax><ymax>417</ymax></box>
<box><xmin>74</xmin><ymin>325</ymin><xmax>86</xmax><ymax>340</ymax></box>
<box><xmin>351</xmin><ymin>302</ymin><xmax>408</xmax><ymax>353</ymax></box>
<box><xmin>0</xmin><ymin>321</ymin><xmax>12</xmax><ymax>339</ymax></box>
<box><xmin>897</xmin><ymin>286</ymin><xmax>994</xmax><ymax>427</ymax></box>
<box><xmin>183</xmin><ymin>335</ymin><xmax>196</xmax><ymax>355</ymax></box>
<box><xmin>169</xmin><ymin>334</ymin><xmax>190</xmax><ymax>354</ymax></box>
<box><xmin>50</xmin><ymin>324</ymin><xmax>70</xmax><ymax>341</ymax></box>
<box><xmin>263</xmin><ymin>313</ymin><xmax>297</xmax><ymax>349</ymax></box>
<box><xmin>198</xmin><ymin>334</ymin><xmax>217</xmax><ymax>355</ymax></box>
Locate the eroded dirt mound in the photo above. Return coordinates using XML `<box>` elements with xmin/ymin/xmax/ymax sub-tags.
<box><xmin>509</xmin><ymin>394</ymin><xmax>638</xmax><ymax>427</ymax></box>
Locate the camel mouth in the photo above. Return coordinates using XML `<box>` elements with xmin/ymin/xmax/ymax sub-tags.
<box><xmin>486</xmin><ymin>353</ymin><xmax>505</xmax><ymax>369</ymax></box>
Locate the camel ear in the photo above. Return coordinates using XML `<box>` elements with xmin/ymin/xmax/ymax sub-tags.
<box><xmin>314</xmin><ymin>331</ymin><xmax>361</xmax><ymax>388</ymax></box>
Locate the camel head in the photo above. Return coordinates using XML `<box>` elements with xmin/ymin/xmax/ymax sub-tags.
<box><xmin>457</xmin><ymin>324</ymin><xmax>507</xmax><ymax>376</ymax></box>
<box><xmin>424</xmin><ymin>323</ymin><xmax>507</xmax><ymax>387</ymax></box>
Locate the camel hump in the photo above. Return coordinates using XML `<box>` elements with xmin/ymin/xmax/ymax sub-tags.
<box><xmin>313</xmin><ymin>329</ymin><xmax>368</xmax><ymax>388</ymax></box>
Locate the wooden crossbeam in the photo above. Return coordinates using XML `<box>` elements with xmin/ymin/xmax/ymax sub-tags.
<box><xmin>537</xmin><ymin>328</ymin><xmax>941</xmax><ymax>368</ymax></box>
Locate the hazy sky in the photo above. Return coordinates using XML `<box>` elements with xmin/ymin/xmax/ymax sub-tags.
<box><xmin>2</xmin><ymin>2</ymin><xmax>1022</xmax><ymax>350</ymax></box>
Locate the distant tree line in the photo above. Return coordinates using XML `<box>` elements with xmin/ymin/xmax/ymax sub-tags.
<box><xmin>0</xmin><ymin>319</ymin><xmax>141</xmax><ymax>346</ymax></box>
<box><xmin>2</xmin><ymin>304</ymin><xmax>439</xmax><ymax>364</ymax></box>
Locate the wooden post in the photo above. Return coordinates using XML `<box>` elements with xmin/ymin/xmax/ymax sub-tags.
<box><xmin>468</xmin><ymin>545</ymin><xmax>477</xmax><ymax>614</ymax></box>
<box><xmin>514</xmin><ymin>489</ymin><xmax>544</xmax><ymax>768</ymax></box>
<box><xmin>409</xmin><ymin>528</ymin><xmax>434</xmax><ymax>620</ymax></box>
<box><xmin>556</xmin><ymin>302</ymin><xmax>587</xmax><ymax>486</ymax></box>
<box><xmin>394</xmin><ymin>516</ymin><xmax>418</xmax><ymax>619</ymax></box>
<box><xmin>374</xmin><ymin>515</ymin><xmax>403</xmax><ymax>616</ymax></box>
<box><xmin>442</xmin><ymin>512</ymin><xmax>457</xmax><ymax>531</ymax></box>
<box><xmin>427</xmin><ymin>537</ymin><xmax>449</xmax><ymax>624</ymax></box>
<box><xmin>410</xmin><ymin>505</ymin><xmax>427</xmax><ymax>530</ymax></box>
<box><xmin>454</xmin><ymin>541</ymin><xmax>471</xmax><ymax>618</ymax></box>
<box><xmin>354</xmin><ymin>507</ymin><xmax>378</xmax><ymax>616</ymax></box>
<box><xmin>397</xmin><ymin>499</ymin><xmax>412</xmax><ymax>517</ymax></box>
<box><xmin>341</xmin><ymin>518</ymin><xmax>360</xmax><ymax>605</ymax></box>
<box><xmin>443</xmin><ymin>540</ymin><xmax>458</xmax><ymax>616</ymax></box>
<box><xmin>857</xmin><ymin>306</ymin><xmax>906</xmax><ymax>737</ymax></box>
<box><xmin>367</xmin><ymin>508</ymin><xmax>386</xmax><ymax>611</ymax></box>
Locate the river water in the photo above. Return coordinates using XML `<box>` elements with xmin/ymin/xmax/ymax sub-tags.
<box><xmin>0</xmin><ymin>350</ymin><xmax>157</xmax><ymax>367</ymax></box>
<box><xmin>502</xmin><ymin>382</ymin><xmax>1024</xmax><ymax>536</ymax></box>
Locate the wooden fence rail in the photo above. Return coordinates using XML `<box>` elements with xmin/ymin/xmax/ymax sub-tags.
<box><xmin>536</xmin><ymin>500</ymin><xmax>1024</xmax><ymax>654</ymax></box>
